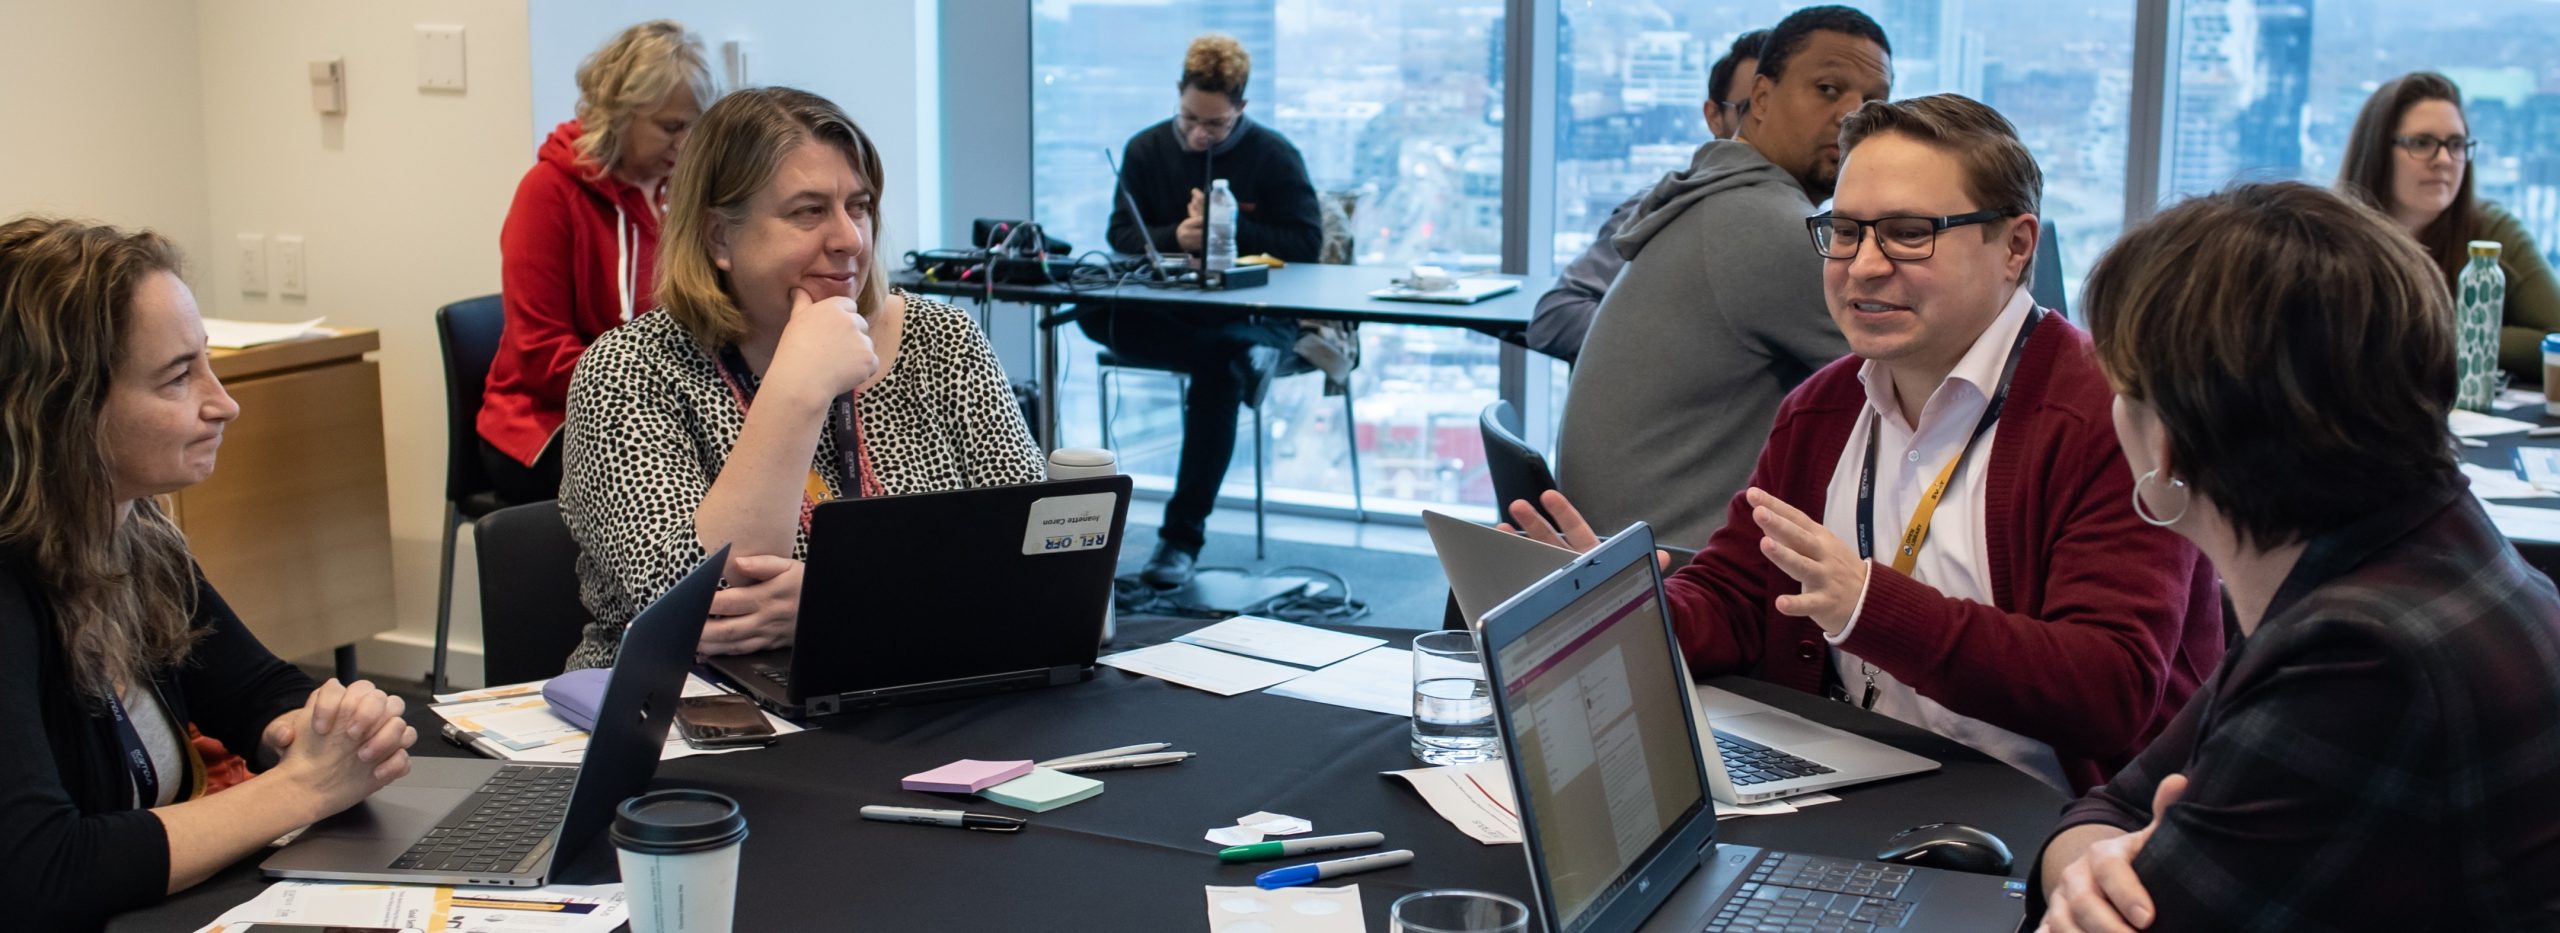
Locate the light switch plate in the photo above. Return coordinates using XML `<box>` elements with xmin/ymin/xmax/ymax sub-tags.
<box><xmin>237</xmin><ymin>233</ymin><xmax>266</xmax><ymax>295</ymax></box>
<box><xmin>274</xmin><ymin>235</ymin><xmax>306</xmax><ymax>298</ymax></box>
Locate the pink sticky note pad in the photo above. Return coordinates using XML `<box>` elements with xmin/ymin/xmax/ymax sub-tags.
<box><xmin>902</xmin><ymin>758</ymin><xmax>1036</xmax><ymax>793</ymax></box>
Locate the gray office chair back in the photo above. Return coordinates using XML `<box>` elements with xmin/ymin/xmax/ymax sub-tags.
<box><xmin>436</xmin><ymin>295</ymin><xmax>506</xmax><ymax>506</ymax></box>
<box><xmin>474</xmin><ymin>499</ymin><xmax>595</xmax><ymax>686</ymax></box>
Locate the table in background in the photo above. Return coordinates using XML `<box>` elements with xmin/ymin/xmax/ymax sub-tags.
<box><xmin>892</xmin><ymin>264</ymin><xmax>1538</xmax><ymax>450</ymax></box>
<box><xmin>116</xmin><ymin>617</ymin><xmax>2063</xmax><ymax>932</ymax></box>
<box><xmin>173</xmin><ymin>329</ymin><xmax>395</xmax><ymax>680</ymax></box>
<box><xmin>2460</xmin><ymin>395</ymin><xmax>2560</xmax><ymax>580</ymax></box>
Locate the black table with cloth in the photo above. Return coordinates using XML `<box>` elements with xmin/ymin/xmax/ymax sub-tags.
<box><xmin>113</xmin><ymin>617</ymin><xmax>2064</xmax><ymax>931</ymax></box>
<box><xmin>2457</xmin><ymin>396</ymin><xmax>2560</xmax><ymax>580</ymax></box>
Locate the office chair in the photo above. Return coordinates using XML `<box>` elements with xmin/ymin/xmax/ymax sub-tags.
<box><xmin>1097</xmin><ymin>346</ymin><xmax>1365</xmax><ymax>558</ymax></box>
<box><xmin>431</xmin><ymin>294</ymin><xmax>514</xmax><ymax>693</ymax></box>
<box><xmin>2028</xmin><ymin>217</ymin><xmax>2069</xmax><ymax>323</ymax></box>
<box><xmin>472</xmin><ymin>500</ymin><xmax>596</xmax><ymax>687</ymax></box>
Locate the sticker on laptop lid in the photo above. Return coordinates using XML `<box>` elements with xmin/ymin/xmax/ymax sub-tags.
<box><xmin>1023</xmin><ymin>492</ymin><xmax>1118</xmax><ymax>555</ymax></box>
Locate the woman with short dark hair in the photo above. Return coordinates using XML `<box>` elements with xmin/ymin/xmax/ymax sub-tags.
<box><xmin>0</xmin><ymin>217</ymin><xmax>415</xmax><ymax>930</ymax></box>
<box><xmin>2031</xmin><ymin>182</ymin><xmax>2560</xmax><ymax>932</ymax></box>
<box><xmin>2337</xmin><ymin>71</ymin><xmax>2560</xmax><ymax>376</ymax></box>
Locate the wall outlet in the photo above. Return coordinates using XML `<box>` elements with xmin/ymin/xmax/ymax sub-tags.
<box><xmin>236</xmin><ymin>233</ymin><xmax>267</xmax><ymax>295</ymax></box>
<box><xmin>274</xmin><ymin>235</ymin><xmax>306</xmax><ymax>298</ymax></box>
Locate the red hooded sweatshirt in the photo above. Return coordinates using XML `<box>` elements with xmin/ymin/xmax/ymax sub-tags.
<box><xmin>478</xmin><ymin>119</ymin><xmax>665</xmax><ymax>466</ymax></box>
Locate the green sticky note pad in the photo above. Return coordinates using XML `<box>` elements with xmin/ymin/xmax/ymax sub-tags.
<box><xmin>978</xmin><ymin>766</ymin><xmax>1104</xmax><ymax>812</ymax></box>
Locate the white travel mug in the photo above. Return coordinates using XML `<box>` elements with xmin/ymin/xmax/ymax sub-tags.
<box><xmin>612</xmin><ymin>789</ymin><xmax>749</xmax><ymax>933</ymax></box>
<box><xmin>1047</xmin><ymin>446</ymin><xmax>1121</xmax><ymax>645</ymax></box>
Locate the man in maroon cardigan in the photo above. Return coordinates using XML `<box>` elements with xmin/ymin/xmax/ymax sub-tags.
<box><xmin>1511</xmin><ymin>95</ymin><xmax>2222</xmax><ymax>795</ymax></box>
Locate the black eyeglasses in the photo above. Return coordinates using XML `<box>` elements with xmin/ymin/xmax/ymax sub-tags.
<box><xmin>1806</xmin><ymin>209</ymin><xmax>2012</xmax><ymax>261</ymax></box>
<box><xmin>2392</xmin><ymin>134</ymin><xmax>2478</xmax><ymax>162</ymax></box>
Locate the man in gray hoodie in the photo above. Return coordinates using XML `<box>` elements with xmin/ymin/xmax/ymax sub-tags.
<box><xmin>1553</xmin><ymin>6</ymin><xmax>1893</xmax><ymax>549</ymax></box>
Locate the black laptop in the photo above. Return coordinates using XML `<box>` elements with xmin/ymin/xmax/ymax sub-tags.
<box><xmin>1477</xmin><ymin>524</ymin><xmax>2024</xmax><ymax>933</ymax></box>
<box><xmin>708</xmin><ymin>475</ymin><xmax>1132</xmax><ymax>717</ymax></box>
<box><xmin>262</xmin><ymin>546</ymin><xmax>726</xmax><ymax>887</ymax></box>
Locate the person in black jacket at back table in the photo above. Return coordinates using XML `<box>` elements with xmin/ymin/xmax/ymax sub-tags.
<box><xmin>0</xmin><ymin>216</ymin><xmax>417</xmax><ymax>931</ymax></box>
<box><xmin>1089</xmin><ymin>33</ymin><xmax>1347</xmax><ymax>587</ymax></box>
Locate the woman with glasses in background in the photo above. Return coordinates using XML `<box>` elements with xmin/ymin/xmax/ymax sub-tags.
<box><xmin>2339</xmin><ymin>71</ymin><xmax>2560</xmax><ymax>377</ymax></box>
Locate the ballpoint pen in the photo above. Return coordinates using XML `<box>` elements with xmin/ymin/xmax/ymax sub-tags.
<box><xmin>1048</xmin><ymin>751</ymin><xmax>1195</xmax><ymax>773</ymax></box>
<box><xmin>1037</xmin><ymin>742</ymin><xmax>1172</xmax><ymax>768</ymax></box>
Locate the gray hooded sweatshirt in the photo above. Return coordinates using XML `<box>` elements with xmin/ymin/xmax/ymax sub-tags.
<box><xmin>1554</xmin><ymin>139</ymin><xmax>1849</xmax><ymax>550</ymax></box>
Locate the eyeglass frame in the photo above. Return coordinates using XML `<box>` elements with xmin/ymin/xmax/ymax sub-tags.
<box><xmin>2391</xmin><ymin>134</ymin><xmax>2478</xmax><ymax>163</ymax></box>
<box><xmin>1176</xmin><ymin>109</ymin><xmax>1242</xmax><ymax>138</ymax></box>
<box><xmin>1805</xmin><ymin>208</ymin><xmax>2016</xmax><ymax>262</ymax></box>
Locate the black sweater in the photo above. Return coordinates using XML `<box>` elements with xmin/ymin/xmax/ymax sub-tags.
<box><xmin>1105</xmin><ymin>116</ymin><xmax>1324</xmax><ymax>264</ymax></box>
<box><xmin>0</xmin><ymin>554</ymin><xmax>313</xmax><ymax>931</ymax></box>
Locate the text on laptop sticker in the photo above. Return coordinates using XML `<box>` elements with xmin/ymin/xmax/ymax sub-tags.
<box><xmin>1022</xmin><ymin>492</ymin><xmax>1119</xmax><ymax>555</ymax></box>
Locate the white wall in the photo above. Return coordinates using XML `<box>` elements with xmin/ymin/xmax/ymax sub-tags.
<box><xmin>0</xmin><ymin>0</ymin><xmax>212</xmax><ymax>277</ymax></box>
<box><xmin>193</xmin><ymin>0</ymin><xmax>536</xmax><ymax>682</ymax></box>
<box><xmin>527</xmin><ymin>0</ymin><xmax>944</xmax><ymax>266</ymax></box>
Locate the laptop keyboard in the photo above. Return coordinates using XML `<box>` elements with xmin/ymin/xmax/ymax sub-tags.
<box><xmin>1715</xmin><ymin>731</ymin><xmax>1836</xmax><ymax>787</ymax></box>
<box><xmin>389</xmin><ymin>765</ymin><xmax>574</xmax><ymax>874</ymax></box>
<box><xmin>1702</xmin><ymin>853</ymin><xmax>1922</xmax><ymax>932</ymax></box>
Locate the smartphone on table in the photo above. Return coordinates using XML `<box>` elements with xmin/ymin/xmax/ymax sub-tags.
<box><xmin>676</xmin><ymin>693</ymin><xmax>778</xmax><ymax>749</ymax></box>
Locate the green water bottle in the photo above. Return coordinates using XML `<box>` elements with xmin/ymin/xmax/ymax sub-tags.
<box><xmin>2456</xmin><ymin>240</ymin><xmax>2506</xmax><ymax>412</ymax></box>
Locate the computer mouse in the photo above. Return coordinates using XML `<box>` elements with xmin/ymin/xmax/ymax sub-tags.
<box><xmin>1876</xmin><ymin>822</ymin><xmax>2015</xmax><ymax>876</ymax></box>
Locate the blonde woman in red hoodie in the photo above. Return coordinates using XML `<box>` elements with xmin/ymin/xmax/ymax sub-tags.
<box><xmin>478</xmin><ymin>20</ymin><xmax>719</xmax><ymax>502</ymax></box>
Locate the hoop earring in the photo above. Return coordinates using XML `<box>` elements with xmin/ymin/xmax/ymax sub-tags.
<box><xmin>2131</xmin><ymin>469</ymin><xmax>2190</xmax><ymax>527</ymax></box>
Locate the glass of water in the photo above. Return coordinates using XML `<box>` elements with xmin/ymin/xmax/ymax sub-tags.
<box><xmin>1390</xmin><ymin>890</ymin><xmax>1529</xmax><ymax>933</ymax></box>
<box><xmin>1411</xmin><ymin>630</ymin><xmax>1501</xmax><ymax>765</ymax></box>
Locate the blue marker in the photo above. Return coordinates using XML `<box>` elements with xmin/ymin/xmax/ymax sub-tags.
<box><xmin>1253</xmin><ymin>849</ymin><xmax>1415</xmax><ymax>889</ymax></box>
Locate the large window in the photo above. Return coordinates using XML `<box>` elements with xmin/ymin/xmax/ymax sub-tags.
<box><xmin>1553</xmin><ymin>1</ymin><xmax>2136</xmax><ymax>297</ymax></box>
<box><xmin>2160</xmin><ymin>0</ymin><xmax>2560</xmax><ymax>261</ymax></box>
<box><xmin>1032</xmin><ymin>0</ymin><xmax>1510</xmax><ymax>515</ymax></box>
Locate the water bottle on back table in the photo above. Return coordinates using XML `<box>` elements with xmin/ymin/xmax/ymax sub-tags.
<box><xmin>1205</xmin><ymin>178</ymin><xmax>1238</xmax><ymax>271</ymax></box>
<box><xmin>2455</xmin><ymin>240</ymin><xmax>2505</xmax><ymax>412</ymax></box>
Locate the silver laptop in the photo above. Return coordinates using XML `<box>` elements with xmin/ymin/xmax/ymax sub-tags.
<box><xmin>1477</xmin><ymin>524</ymin><xmax>2023</xmax><ymax>933</ymax></box>
<box><xmin>1423</xmin><ymin>510</ymin><xmax>1936</xmax><ymax>804</ymax></box>
<box><xmin>262</xmin><ymin>546</ymin><xmax>726</xmax><ymax>887</ymax></box>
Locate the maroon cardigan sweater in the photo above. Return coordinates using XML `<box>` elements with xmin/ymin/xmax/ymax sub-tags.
<box><xmin>1662</xmin><ymin>314</ymin><xmax>2224</xmax><ymax>793</ymax></box>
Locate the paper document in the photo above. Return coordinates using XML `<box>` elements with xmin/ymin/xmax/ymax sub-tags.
<box><xmin>1099</xmin><ymin>642</ymin><xmax>1309</xmax><ymax>695</ymax></box>
<box><xmin>2498</xmin><ymin>388</ymin><xmax>2548</xmax><ymax>411</ymax></box>
<box><xmin>2485</xmin><ymin>503</ymin><xmax>2560</xmax><ymax>543</ymax></box>
<box><xmin>2515</xmin><ymin>447</ymin><xmax>2560</xmax><ymax>492</ymax></box>
<box><xmin>1384</xmin><ymin>760</ymin><xmax>1522</xmax><ymax>845</ymax></box>
<box><xmin>432</xmin><ymin>673</ymin><xmax>801</xmax><ymax>762</ymax></box>
<box><xmin>2451</xmin><ymin>409</ymin><xmax>2538</xmax><ymax>437</ymax></box>
<box><xmin>197</xmin><ymin>881</ymin><xmax>626</xmax><ymax>933</ymax></box>
<box><xmin>202</xmin><ymin>316</ymin><xmax>329</xmax><ymax>349</ymax></box>
<box><xmin>1266</xmin><ymin>646</ymin><xmax>1479</xmax><ymax>716</ymax></box>
<box><xmin>1205</xmin><ymin>884</ymin><xmax>1366</xmax><ymax>933</ymax></box>
<box><xmin>2463</xmin><ymin>463</ymin><xmax>2559</xmax><ymax>500</ymax></box>
<box><xmin>1176</xmin><ymin>615</ymin><xmax>1386</xmax><ymax>668</ymax></box>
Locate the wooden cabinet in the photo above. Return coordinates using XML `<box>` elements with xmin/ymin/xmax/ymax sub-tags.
<box><xmin>167</xmin><ymin>329</ymin><xmax>395</xmax><ymax>663</ymax></box>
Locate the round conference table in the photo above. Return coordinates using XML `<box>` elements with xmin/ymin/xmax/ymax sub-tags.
<box><xmin>113</xmin><ymin>617</ymin><xmax>2065</xmax><ymax>932</ymax></box>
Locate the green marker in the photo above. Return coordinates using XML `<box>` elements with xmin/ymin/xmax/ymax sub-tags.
<box><xmin>1218</xmin><ymin>831</ymin><xmax>1387</xmax><ymax>863</ymax></box>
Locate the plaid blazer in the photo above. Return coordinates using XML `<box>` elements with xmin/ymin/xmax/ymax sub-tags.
<box><xmin>2029</xmin><ymin>487</ymin><xmax>2560</xmax><ymax>931</ymax></box>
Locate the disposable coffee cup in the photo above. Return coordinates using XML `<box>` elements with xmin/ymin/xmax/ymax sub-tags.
<box><xmin>1047</xmin><ymin>446</ymin><xmax>1122</xmax><ymax>645</ymax></box>
<box><xmin>612</xmin><ymin>789</ymin><xmax>749</xmax><ymax>933</ymax></box>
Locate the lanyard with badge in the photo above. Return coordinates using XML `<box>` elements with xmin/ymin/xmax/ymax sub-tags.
<box><xmin>106</xmin><ymin>687</ymin><xmax>163</xmax><ymax>808</ymax></box>
<box><xmin>713</xmin><ymin>345</ymin><xmax>884</xmax><ymax>533</ymax></box>
<box><xmin>1846</xmin><ymin>310</ymin><xmax>2043</xmax><ymax>709</ymax></box>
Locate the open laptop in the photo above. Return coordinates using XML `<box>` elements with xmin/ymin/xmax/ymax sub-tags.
<box><xmin>264</xmin><ymin>545</ymin><xmax>727</xmax><ymax>887</ymax></box>
<box><xmin>1423</xmin><ymin>510</ymin><xmax>1936</xmax><ymax>804</ymax></box>
<box><xmin>708</xmin><ymin>475</ymin><xmax>1133</xmax><ymax>717</ymax></box>
<box><xmin>1477</xmin><ymin>524</ymin><xmax>2022</xmax><ymax>933</ymax></box>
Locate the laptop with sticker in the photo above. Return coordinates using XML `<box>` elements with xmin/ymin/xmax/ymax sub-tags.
<box><xmin>707</xmin><ymin>475</ymin><xmax>1133</xmax><ymax>717</ymax></box>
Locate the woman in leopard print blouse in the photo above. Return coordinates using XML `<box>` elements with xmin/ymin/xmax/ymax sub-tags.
<box><xmin>559</xmin><ymin>87</ymin><xmax>1043</xmax><ymax>670</ymax></box>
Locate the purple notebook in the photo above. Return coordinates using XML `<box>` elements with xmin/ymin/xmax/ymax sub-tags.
<box><xmin>541</xmin><ymin>668</ymin><xmax>613</xmax><ymax>731</ymax></box>
<box><xmin>902</xmin><ymin>758</ymin><xmax>1036</xmax><ymax>793</ymax></box>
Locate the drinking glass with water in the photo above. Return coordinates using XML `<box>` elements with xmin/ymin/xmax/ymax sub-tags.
<box><xmin>1411</xmin><ymin>630</ymin><xmax>1502</xmax><ymax>765</ymax></box>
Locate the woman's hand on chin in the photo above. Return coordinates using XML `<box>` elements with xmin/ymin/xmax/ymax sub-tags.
<box><xmin>767</xmin><ymin>287</ymin><xmax>877</xmax><ymax>405</ymax></box>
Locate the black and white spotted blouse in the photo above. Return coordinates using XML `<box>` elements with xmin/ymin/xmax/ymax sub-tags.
<box><xmin>558</xmin><ymin>289</ymin><xmax>1045</xmax><ymax>669</ymax></box>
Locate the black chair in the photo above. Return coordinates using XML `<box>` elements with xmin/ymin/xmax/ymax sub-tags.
<box><xmin>473</xmin><ymin>500</ymin><xmax>595</xmax><ymax>687</ymax></box>
<box><xmin>432</xmin><ymin>295</ymin><xmax>513</xmax><ymax>692</ymax></box>
<box><xmin>1096</xmin><ymin>344</ymin><xmax>1365</xmax><ymax>559</ymax></box>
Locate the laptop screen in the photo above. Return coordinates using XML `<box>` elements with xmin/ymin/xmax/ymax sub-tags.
<box><xmin>1494</xmin><ymin>554</ymin><xmax>1709</xmax><ymax>931</ymax></box>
